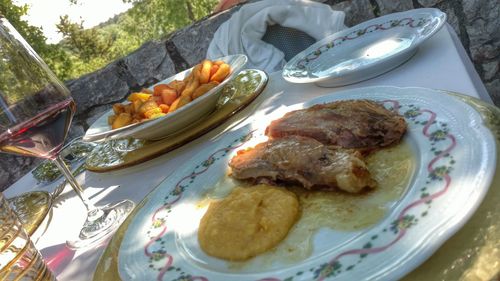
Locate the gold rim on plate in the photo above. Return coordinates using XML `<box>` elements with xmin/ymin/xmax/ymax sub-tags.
<box><xmin>8</xmin><ymin>191</ymin><xmax>52</xmax><ymax>238</ymax></box>
<box><xmin>94</xmin><ymin>91</ymin><xmax>500</xmax><ymax>281</ymax></box>
<box><xmin>85</xmin><ymin>69</ymin><xmax>268</xmax><ymax>173</ymax></box>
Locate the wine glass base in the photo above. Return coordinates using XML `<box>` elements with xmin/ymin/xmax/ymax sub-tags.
<box><xmin>66</xmin><ymin>199</ymin><xmax>135</xmax><ymax>249</ymax></box>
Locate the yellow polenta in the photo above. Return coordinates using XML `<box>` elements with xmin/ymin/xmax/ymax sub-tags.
<box><xmin>198</xmin><ymin>184</ymin><xmax>299</xmax><ymax>261</ymax></box>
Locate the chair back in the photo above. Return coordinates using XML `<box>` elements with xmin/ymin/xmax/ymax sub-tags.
<box><xmin>262</xmin><ymin>24</ymin><xmax>316</xmax><ymax>61</ymax></box>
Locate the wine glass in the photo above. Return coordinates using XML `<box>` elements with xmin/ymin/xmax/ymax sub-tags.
<box><xmin>0</xmin><ymin>17</ymin><xmax>134</xmax><ymax>249</ymax></box>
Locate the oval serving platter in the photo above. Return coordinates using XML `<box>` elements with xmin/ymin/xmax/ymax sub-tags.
<box><xmin>84</xmin><ymin>54</ymin><xmax>247</xmax><ymax>142</ymax></box>
<box><xmin>282</xmin><ymin>9</ymin><xmax>446</xmax><ymax>87</ymax></box>
<box><xmin>112</xmin><ymin>87</ymin><xmax>495</xmax><ymax>281</ymax></box>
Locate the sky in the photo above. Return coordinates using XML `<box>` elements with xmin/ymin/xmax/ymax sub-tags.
<box><xmin>13</xmin><ymin>0</ymin><xmax>133</xmax><ymax>43</ymax></box>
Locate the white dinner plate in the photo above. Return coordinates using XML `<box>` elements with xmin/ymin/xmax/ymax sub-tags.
<box><xmin>282</xmin><ymin>9</ymin><xmax>446</xmax><ymax>87</ymax></box>
<box><xmin>83</xmin><ymin>54</ymin><xmax>247</xmax><ymax>141</ymax></box>
<box><xmin>117</xmin><ymin>87</ymin><xmax>496</xmax><ymax>280</ymax></box>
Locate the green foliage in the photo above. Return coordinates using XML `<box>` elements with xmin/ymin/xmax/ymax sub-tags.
<box><xmin>0</xmin><ymin>0</ymin><xmax>44</xmax><ymax>51</ymax></box>
<box><xmin>57</xmin><ymin>0</ymin><xmax>218</xmax><ymax>80</ymax></box>
<box><xmin>57</xmin><ymin>15</ymin><xmax>113</xmax><ymax>61</ymax></box>
<box><xmin>0</xmin><ymin>0</ymin><xmax>72</xmax><ymax>80</ymax></box>
<box><xmin>1</xmin><ymin>0</ymin><xmax>218</xmax><ymax>82</ymax></box>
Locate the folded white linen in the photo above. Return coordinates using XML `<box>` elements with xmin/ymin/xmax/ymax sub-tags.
<box><xmin>207</xmin><ymin>0</ymin><xmax>346</xmax><ymax>73</ymax></box>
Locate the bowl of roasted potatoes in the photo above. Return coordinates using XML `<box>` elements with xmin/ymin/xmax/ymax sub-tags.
<box><xmin>83</xmin><ymin>54</ymin><xmax>247</xmax><ymax>141</ymax></box>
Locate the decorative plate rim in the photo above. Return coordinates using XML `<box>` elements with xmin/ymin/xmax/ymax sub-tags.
<box><xmin>117</xmin><ymin>86</ymin><xmax>496</xmax><ymax>281</ymax></box>
<box><xmin>282</xmin><ymin>8</ymin><xmax>446</xmax><ymax>84</ymax></box>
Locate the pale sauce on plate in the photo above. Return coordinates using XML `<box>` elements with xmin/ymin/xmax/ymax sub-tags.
<box><xmin>202</xmin><ymin>142</ymin><xmax>415</xmax><ymax>268</ymax></box>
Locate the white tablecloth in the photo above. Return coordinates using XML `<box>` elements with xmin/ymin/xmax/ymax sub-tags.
<box><xmin>4</xmin><ymin>24</ymin><xmax>493</xmax><ymax>281</ymax></box>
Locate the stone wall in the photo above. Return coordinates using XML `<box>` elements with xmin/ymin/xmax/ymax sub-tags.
<box><xmin>1</xmin><ymin>0</ymin><xmax>498</xmax><ymax>191</ymax></box>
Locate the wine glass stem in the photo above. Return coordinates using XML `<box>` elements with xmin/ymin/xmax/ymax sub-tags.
<box><xmin>52</xmin><ymin>155</ymin><xmax>97</xmax><ymax>213</ymax></box>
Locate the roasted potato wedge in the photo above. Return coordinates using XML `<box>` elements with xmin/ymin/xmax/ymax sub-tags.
<box><xmin>192</xmin><ymin>82</ymin><xmax>217</xmax><ymax>100</ymax></box>
<box><xmin>181</xmin><ymin>78</ymin><xmax>200</xmax><ymax>98</ymax></box>
<box><xmin>153</xmin><ymin>84</ymin><xmax>172</xmax><ymax>96</ymax></box>
<box><xmin>112</xmin><ymin>113</ymin><xmax>132</xmax><ymax>129</ymax></box>
<box><xmin>168</xmin><ymin>95</ymin><xmax>191</xmax><ymax>113</ymax></box>
<box><xmin>168</xmin><ymin>80</ymin><xmax>186</xmax><ymax>93</ymax></box>
<box><xmin>124</xmin><ymin>103</ymin><xmax>134</xmax><ymax>114</ymax></box>
<box><xmin>160</xmin><ymin>88</ymin><xmax>177</xmax><ymax>105</ymax></box>
<box><xmin>132</xmin><ymin>99</ymin><xmax>143</xmax><ymax>113</ymax></box>
<box><xmin>210</xmin><ymin>64</ymin><xmax>219</xmax><ymax>77</ymax></box>
<box><xmin>128</xmin><ymin>92</ymin><xmax>151</xmax><ymax>102</ymax></box>
<box><xmin>159</xmin><ymin>104</ymin><xmax>170</xmax><ymax>113</ymax></box>
<box><xmin>210</xmin><ymin>63</ymin><xmax>230</xmax><ymax>82</ymax></box>
<box><xmin>108</xmin><ymin>115</ymin><xmax>117</xmax><ymax>125</ymax></box>
<box><xmin>199</xmin><ymin>60</ymin><xmax>212</xmax><ymax>84</ymax></box>
<box><xmin>138</xmin><ymin>100</ymin><xmax>159</xmax><ymax>116</ymax></box>
<box><xmin>144</xmin><ymin>107</ymin><xmax>163</xmax><ymax>119</ymax></box>
<box><xmin>112</xmin><ymin>103</ymin><xmax>125</xmax><ymax>115</ymax></box>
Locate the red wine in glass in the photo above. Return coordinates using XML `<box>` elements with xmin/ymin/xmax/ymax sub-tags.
<box><xmin>0</xmin><ymin>98</ymin><xmax>75</xmax><ymax>159</ymax></box>
<box><xmin>0</xmin><ymin>16</ymin><xmax>134</xmax><ymax>249</ymax></box>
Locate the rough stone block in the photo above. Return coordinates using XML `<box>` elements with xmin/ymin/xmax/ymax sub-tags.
<box><xmin>332</xmin><ymin>0</ymin><xmax>375</xmax><ymax>27</ymax></box>
<box><xmin>445</xmin><ymin>11</ymin><xmax>461</xmax><ymax>37</ymax></box>
<box><xmin>0</xmin><ymin>155</ymin><xmax>41</xmax><ymax>192</ymax></box>
<box><xmin>375</xmin><ymin>0</ymin><xmax>414</xmax><ymax>15</ymax></box>
<box><xmin>0</xmin><ymin>168</ymin><xmax>9</xmax><ymax>190</ymax></box>
<box><xmin>485</xmin><ymin>79</ymin><xmax>500</xmax><ymax>106</ymax></box>
<box><xmin>123</xmin><ymin>40</ymin><xmax>176</xmax><ymax>87</ymax></box>
<box><xmin>462</xmin><ymin>0</ymin><xmax>500</xmax><ymax>61</ymax></box>
<box><xmin>482</xmin><ymin>61</ymin><xmax>499</xmax><ymax>81</ymax></box>
<box><xmin>417</xmin><ymin>0</ymin><xmax>444</xmax><ymax>7</ymax></box>
<box><xmin>434</xmin><ymin>1</ymin><xmax>461</xmax><ymax>36</ymax></box>
<box><xmin>169</xmin><ymin>9</ymin><xmax>235</xmax><ymax>66</ymax></box>
<box><xmin>82</xmin><ymin>104</ymin><xmax>113</xmax><ymax>129</ymax></box>
<box><xmin>467</xmin><ymin>27</ymin><xmax>500</xmax><ymax>61</ymax></box>
<box><xmin>66</xmin><ymin>62</ymin><xmax>130</xmax><ymax>115</ymax></box>
<box><xmin>321</xmin><ymin>0</ymin><xmax>345</xmax><ymax>4</ymax></box>
<box><xmin>67</xmin><ymin>122</ymin><xmax>86</xmax><ymax>141</ymax></box>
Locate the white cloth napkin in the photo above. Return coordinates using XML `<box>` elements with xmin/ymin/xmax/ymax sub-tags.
<box><xmin>207</xmin><ymin>0</ymin><xmax>346</xmax><ymax>73</ymax></box>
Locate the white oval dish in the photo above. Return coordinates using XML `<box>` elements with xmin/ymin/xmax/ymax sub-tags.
<box><xmin>83</xmin><ymin>54</ymin><xmax>247</xmax><ymax>141</ymax></box>
<box><xmin>282</xmin><ymin>9</ymin><xmax>446</xmax><ymax>87</ymax></box>
<box><xmin>116</xmin><ymin>86</ymin><xmax>496</xmax><ymax>281</ymax></box>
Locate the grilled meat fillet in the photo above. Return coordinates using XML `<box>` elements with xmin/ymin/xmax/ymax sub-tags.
<box><xmin>265</xmin><ymin>100</ymin><xmax>407</xmax><ymax>151</ymax></box>
<box><xmin>229</xmin><ymin>135</ymin><xmax>376</xmax><ymax>193</ymax></box>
